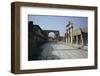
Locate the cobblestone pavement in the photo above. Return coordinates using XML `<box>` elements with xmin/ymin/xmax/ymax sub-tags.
<box><xmin>39</xmin><ymin>42</ymin><xmax>88</xmax><ymax>60</ymax></box>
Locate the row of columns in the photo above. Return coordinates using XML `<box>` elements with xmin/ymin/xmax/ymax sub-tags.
<box><xmin>65</xmin><ymin>21</ymin><xmax>85</xmax><ymax>45</ymax></box>
<box><xmin>74</xmin><ymin>34</ymin><xmax>84</xmax><ymax>45</ymax></box>
<box><xmin>66</xmin><ymin>21</ymin><xmax>73</xmax><ymax>44</ymax></box>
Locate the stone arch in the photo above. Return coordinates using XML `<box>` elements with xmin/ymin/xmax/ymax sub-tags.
<box><xmin>48</xmin><ymin>32</ymin><xmax>55</xmax><ymax>38</ymax></box>
<box><xmin>43</xmin><ymin>30</ymin><xmax>60</xmax><ymax>41</ymax></box>
<box><xmin>48</xmin><ymin>32</ymin><xmax>55</xmax><ymax>41</ymax></box>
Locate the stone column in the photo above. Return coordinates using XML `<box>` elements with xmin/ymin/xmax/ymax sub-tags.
<box><xmin>66</xmin><ymin>33</ymin><xmax>68</xmax><ymax>44</ymax></box>
<box><xmin>81</xmin><ymin>34</ymin><xmax>84</xmax><ymax>45</ymax></box>
<box><xmin>66</xmin><ymin>30</ymin><xmax>68</xmax><ymax>44</ymax></box>
<box><xmin>68</xmin><ymin>29</ymin><xmax>70</xmax><ymax>43</ymax></box>
<box><xmin>76</xmin><ymin>35</ymin><xmax>78</xmax><ymax>44</ymax></box>
<box><xmin>70</xmin><ymin>27</ymin><xmax>73</xmax><ymax>44</ymax></box>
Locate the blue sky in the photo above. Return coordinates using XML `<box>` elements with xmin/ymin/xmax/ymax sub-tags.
<box><xmin>28</xmin><ymin>15</ymin><xmax>88</xmax><ymax>36</ymax></box>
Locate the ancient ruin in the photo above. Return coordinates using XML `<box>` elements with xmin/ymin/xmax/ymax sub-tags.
<box><xmin>65</xmin><ymin>21</ymin><xmax>88</xmax><ymax>45</ymax></box>
<box><xmin>28</xmin><ymin>20</ymin><xmax>88</xmax><ymax>60</ymax></box>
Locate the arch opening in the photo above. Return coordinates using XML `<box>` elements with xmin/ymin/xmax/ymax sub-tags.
<box><xmin>48</xmin><ymin>32</ymin><xmax>55</xmax><ymax>41</ymax></box>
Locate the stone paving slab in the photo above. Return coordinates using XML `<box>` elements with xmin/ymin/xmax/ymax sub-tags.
<box><xmin>39</xmin><ymin>42</ymin><xmax>88</xmax><ymax>60</ymax></box>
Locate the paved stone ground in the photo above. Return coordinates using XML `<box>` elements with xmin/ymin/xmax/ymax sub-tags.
<box><xmin>39</xmin><ymin>41</ymin><xmax>88</xmax><ymax>60</ymax></box>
